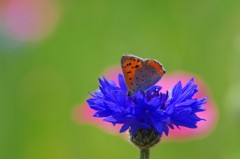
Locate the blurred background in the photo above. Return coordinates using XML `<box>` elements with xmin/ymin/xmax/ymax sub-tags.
<box><xmin>1</xmin><ymin>0</ymin><xmax>240</xmax><ymax>159</ymax></box>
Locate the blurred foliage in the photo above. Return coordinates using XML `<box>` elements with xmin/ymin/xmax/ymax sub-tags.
<box><xmin>1</xmin><ymin>0</ymin><xmax>240</xmax><ymax>159</ymax></box>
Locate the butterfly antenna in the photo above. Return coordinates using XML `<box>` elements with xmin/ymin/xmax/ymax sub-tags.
<box><xmin>127</xmin><ymin>91</ymin><xmax>132</xmax><ymax>97</ymax></box>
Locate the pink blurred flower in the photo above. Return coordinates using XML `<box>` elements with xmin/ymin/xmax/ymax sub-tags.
<box><xmin>73</xmin><ymin>66</ymin><xmax>218</xmax><ymax>141</ymax></box>
<box><xmin>1</xmin><ymin>0</ymin><xmax>60</xmax><ymax>43</ymax></box>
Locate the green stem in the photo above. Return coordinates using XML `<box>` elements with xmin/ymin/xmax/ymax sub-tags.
<box><xmin>140</xmin><ymin>149</ymin><xmax>150</xmax><ymax>159</ymax></box>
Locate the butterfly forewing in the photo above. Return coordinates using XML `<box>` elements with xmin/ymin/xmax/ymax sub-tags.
<box><xmin>121</xmin><ymin>55</ymin><xmax>143</xmax><ymax>92</ymax></box>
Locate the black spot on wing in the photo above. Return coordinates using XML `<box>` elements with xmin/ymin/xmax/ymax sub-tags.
<box><xmin>126</xmin><ymin>63</ymin><xmax>132</xmax><ymax>66</ymax></box>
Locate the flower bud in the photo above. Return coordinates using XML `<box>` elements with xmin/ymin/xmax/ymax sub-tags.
<box><xmin>129</xmin><ymin>128</ymin><xmax>161</xmax><ymax>149</ymax></box>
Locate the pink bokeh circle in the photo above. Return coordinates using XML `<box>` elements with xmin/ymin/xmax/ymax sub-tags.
<box><xmin>1</xmin><ymin>0</ymin><xmax>60</xmax><ymax>43</ymax></box>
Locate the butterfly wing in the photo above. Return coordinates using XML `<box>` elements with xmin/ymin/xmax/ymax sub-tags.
<box><xmin>131</xmin><ymin>60</ymin><xmax>165</xmax><ymax>92</ymax></box>
<box><xmin>121</xmin><ymin>55</ymin><xmax>143</xmax><ymax>93</ymax></box>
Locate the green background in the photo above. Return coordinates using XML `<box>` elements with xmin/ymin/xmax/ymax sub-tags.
<box><xmin>1</xmin><ymin>0</ymin><xmax>240</xmax><ymax>159</ymax></box>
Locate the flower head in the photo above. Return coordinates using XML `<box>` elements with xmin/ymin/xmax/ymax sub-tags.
<box><xmin>87</xmin><ymin>74</ymin><xmax>207</xmax><ymax>139</ymax></box>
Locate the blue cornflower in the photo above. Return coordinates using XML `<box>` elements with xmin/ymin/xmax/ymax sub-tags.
<box><xmin>87</xmin><ymin>74</ymin><xmax>206</xmax><ymax>139</ymax></box>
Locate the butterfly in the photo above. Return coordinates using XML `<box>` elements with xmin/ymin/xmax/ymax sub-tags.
<box><xmin>121</xmin><ymin>54</ymin><xmax>166</xmax><ymax>95</ymax></box>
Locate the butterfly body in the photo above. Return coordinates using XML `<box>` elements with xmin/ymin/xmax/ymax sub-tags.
<box><xmin>121</xmin><ymin>55</ymin><xmax>166</xmax><ymax>94</ymax></box>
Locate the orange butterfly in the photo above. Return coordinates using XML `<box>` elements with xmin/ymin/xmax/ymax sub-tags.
<box><xmin>121</xmin><ymin>55</ymin><xmax>166</xmax><ymax>94</ymax></box>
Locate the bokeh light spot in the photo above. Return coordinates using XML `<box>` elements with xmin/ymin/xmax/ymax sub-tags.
<box><xmin>0</xmin><ymin>0</ymin><xmax>61</xmax><ymax>49</ymax></box>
